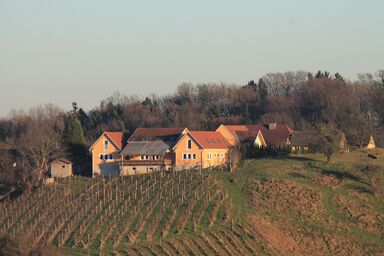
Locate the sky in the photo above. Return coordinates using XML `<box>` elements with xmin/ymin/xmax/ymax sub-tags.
<box><xmin>0</xmin><ymin>0</ymin><xmax>383</xmax><ymax>117</ymax></box>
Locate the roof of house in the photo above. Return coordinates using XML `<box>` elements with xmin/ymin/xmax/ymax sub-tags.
<box><xmin>189</xmin><ymin>131</ymin><xmax>231</xmax><ymax>149</ymax></box>
<box><xmin>290</xmin><ymin>130</ymin><xmax>320</xmax><ymax>146</ymax></box>
<box><xmin>128</xmin><ymin>127</ymin><xmax>186</xmax><ymax>142</ymax></box>
<box><xmin>51</xmin><ymin>158</ymin><xmax>73</xmax><ymax>165</ymax></box>
<box><xmin>120</xmin><ymin>141</ymin><xmax>172</xmax><ymax>156</ymax></box>
<box><xmin>219</xmin><ymin>123</ymin><xmax>294</xmax><ymax>147</ymax></box>
<box><xmin>235</xmin><ymin>130</ymin><xmax>261</xmax><ymax>143</ymax></box>
<box><xmin>219</xmin><ymin>125</ymin><xmax>248</xmax><ymax>141</ymax></box>
<box><xmin>105</xmin><ymin>132</ymin><xmax>127</xmax><ymax>149</ymax></box>
<box><xmin>89</xmin><ymin>131</ymin><xmax>129</xmax><ymax>151</ymax></box>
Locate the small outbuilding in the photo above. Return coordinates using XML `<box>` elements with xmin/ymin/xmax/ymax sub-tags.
<box><xmin>366</xmin><ymin>135</ymin><xmax>376</xmax><ymax>149</ymax></box>
<box><xmin>49</xmin><ymin>158</ymin><xmax>73</xmax><ymax>178</ymax></box>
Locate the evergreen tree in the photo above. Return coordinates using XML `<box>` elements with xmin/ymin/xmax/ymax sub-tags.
<box><xmin>63</xmin><ymin>114</ymin><xmax>86</xmax><ymax>145</ymax></box>
<box><xmin>63</xmin><ymin>113</ymin><xmax>88</xmax><ymax>174</ymax></box>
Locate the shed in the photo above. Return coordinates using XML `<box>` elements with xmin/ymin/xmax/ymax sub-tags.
<box><xmin>49</xmin><ymin>158</ymin><xmax>73</xmax><ymax>178</ymax></box>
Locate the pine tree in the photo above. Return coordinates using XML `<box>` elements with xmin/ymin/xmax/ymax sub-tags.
<box><xmin>63</xmin><ymin>114</ymin><xmax>86</xmax><ymax>145</ymax></box>
<box><xmin>63</xmin><ymin>113</ymin><xmax>87</xmax><ymax>173</ymax></box>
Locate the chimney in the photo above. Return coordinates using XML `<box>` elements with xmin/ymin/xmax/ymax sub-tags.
<box><xmin>268</xmin><ymin>123</ymin><xmax>277</xmax><ymax>130</ymax></box>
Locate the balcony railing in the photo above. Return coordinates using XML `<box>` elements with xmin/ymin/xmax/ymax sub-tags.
<box><xmin>119</xmin><ymin>159</ymin><xmax>173</xmax><ymax>166</ymax></box>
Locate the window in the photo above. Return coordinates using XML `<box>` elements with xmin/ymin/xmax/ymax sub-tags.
<box><xmin>192</xmin><ymin>154</ymin><xmax>196</xmax><ymax>159</ymax></box>
<box><xmin>104</xmin><ymin>154</ymin><xmax>109</xmax><ymax>160</ymax></box>
<box><xmin>145</xmin><ymin>156</ymin><xmax>149</xmax><ymax>160</ymax></box>
<box><xmin>104</xmin><ymin>140</ymin><xmax>109</xmax><ymax>150</ymax></box>
<box><xmin>140</xmin><ymin>156</ymin><xmax>145</xmax><ymax>160</ymax></box>
<box><xmin>187</xmin><ymin>139</ymin><xmax>192</xmax><ymax>150</ymax></box>
<box><xmin>207</xmin><ymin>153</ymin><xmax>212</xmax><ymax>160</ymax></box>
<box><xmin>188</xmin><ymin>153</ymin><xmax>191</xmax><ymax>159</ymax></box>
<box><xmin>221</xmin><ymin>153</ymin><xmax>224</xmax><ymax>158</ymax></box>
<box><xmin>214</xmin><ymin>154</ymin><xmax>217</xmax><ymax>158</ymax></box>
<box><xmin>100</xmin><ymin>154</ymin><xmax>104</xmax><ymax>160</ymax></box>
<box><xmin>61</xmin><ymin>165</ymin><xmax>65</xmax><ymax>168</ymax></box>
<box><xmin>183</xmin><ymin>154</ymin><xmax>187</xmax><ymax>160</ymax></box>
<box><xmin>109</xmin><ymin>154</ymin><xmax>113</xmax><ymax>160</ymax></box>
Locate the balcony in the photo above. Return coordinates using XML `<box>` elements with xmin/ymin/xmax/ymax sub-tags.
<box><xmin>119</xmin><ymin>159</ymin><xmax>173</xmax><ymax>166</ymax></box>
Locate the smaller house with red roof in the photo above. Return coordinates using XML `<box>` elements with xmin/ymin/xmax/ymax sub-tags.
<box><xmin>89</xmin><ymin>131</ymin><xmax>128</xmax><ymax>176</ymax></box>
<box><xmin>216</xmin><ymin>123</ymin><xmax>293</xmax><ymax>148</ymax></box>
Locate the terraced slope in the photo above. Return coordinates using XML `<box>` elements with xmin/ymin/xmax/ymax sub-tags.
<box><xmin>1</xmin><ymin>149</ymin><xmax>384</xmax><ymax>255</ymax></box>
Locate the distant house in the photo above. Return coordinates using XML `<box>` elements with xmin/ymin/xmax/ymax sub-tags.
<box><xmin>89</xmin><ymin>131</ymin><xmax>129</xmax><ymax>177</ymax></box>
<box><xmin>216</xmin><ymin>123</ymin><xmax>293</xmax><ymax>148</ymax></box>
<box><xmin>49</xmin><ymin>158</ymin><xmax>73</xmax><ymax>178</ymax></box>
<box><xmin>119</xmin><ymin>127</ymin><xmax>188</xmax><ymax>175</ymax></box>
<box><xmin>173</xmin><ymin>131</ymin><xmax>231</xmax><ymax>169</ymax></box>
<box><xmin>290</xmin><ymin>130</ymin><xmax>320</xmax><ymax>154</ymax></box>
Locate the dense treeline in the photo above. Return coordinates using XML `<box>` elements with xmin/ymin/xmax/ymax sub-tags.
<box><xmin>0</xmin><ymin>70</ymin><xmax>384</xmax><ymax>190</ymax></box>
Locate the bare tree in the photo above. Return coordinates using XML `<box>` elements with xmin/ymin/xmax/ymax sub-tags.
<box><xmin>17</xmin><ymin>119</ymin><xmax>66</xmax><ymax>188</ymax></box>
<box><xmin>228</xmin><ymin>147</ymin><xmax>241</xmax><ymax>172</ymax></box>
<box><xmin>8</xmin><ymin>104</ymin><xmax>67</xmax><ymax>189</ymax></box>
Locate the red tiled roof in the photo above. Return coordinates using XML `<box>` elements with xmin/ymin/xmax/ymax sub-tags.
<box><xmin>105</xmin><ymin>132</ymin><xmax>127</xmax><ymax>149</ymax></box>
<box><xmin>222</xmin><ymin>125</ymin><xmax>248</xmax><ymax>140</ymax></box>
<box><xmin>220</xmin><ymin>123</ymin><xmax>294</xmax><ymax>147</ymax></box>
<box><xmin>128</xmin><ymin>127</ymin><xmax>186</xmax><ymax>142</ymax></box>
<box><xmin>189</xmin><ymin>131</ymin><xmax>231</xmax><ymax>149</ymax></box>
<box><xmin>246</xmin><ymin>124</ymin><xmax>293</xmax><ymax>147</ymax></box>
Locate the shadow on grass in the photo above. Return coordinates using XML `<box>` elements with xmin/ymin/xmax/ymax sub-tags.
<box><xmin>288</xmin><ymin>172</ymin><xmax>309</xmax><ymax>179</ymax></box>
<box><xmin>247</xmin><ymin>155</ymin><xmax>322</xmax><ymax>163</ymax></box>
<box><xmin>321</xmin><ymin>169</ymin><xmax>367</xmax><ymax>184</ymax></box>
<box><xmin>344</xmin><ymin>183</ymin><xmax>374</xmax><ymax>195</ymax></box>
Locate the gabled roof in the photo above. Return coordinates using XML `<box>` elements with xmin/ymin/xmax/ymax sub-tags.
<box><xmin>105</xmin><ymin>132</ymin><xmax>126</xmax><ymax>149</ymax></box>
<box><xmin>218</xmin><ymin>125</ymin><xmax>248</xmax><ymax>142</ymax></box>
<box><xmin>218</xmin><ymin>123</ymin><xmax>294</xmax><ymax>147</ymax></box>
<box><xmin>189</xmin><ymin>131</ymin><xmax>231</xmax><ymax>149</ymax></box>
<box><xmin>246</xmin><ymin>124</ymin><xmax>293</xmax><ymax>147</ymax></box>
<box><xmin>235</xmin><ymin>130</ymin><xmax>266</xmax><ymax>146</ymax></box>
<box><xmin>128</xmin><ymin>127</ymin><xmax>187</xmax><ymax>142</ymax></box>
<box><xmin>89</xmin><ymin>131</ymin><xmax>128</xmax><ymax>151</ymax></box>
<box><xmin>51</xmin><ymin>158</ymin><xmax>73</xmax><ymax>165</ymax></box>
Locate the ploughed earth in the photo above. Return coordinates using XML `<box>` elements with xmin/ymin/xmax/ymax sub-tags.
<box><xmin>226</xmin><ymin>149</ymin><xmax>384</xmax><ymax>255</ymax></box>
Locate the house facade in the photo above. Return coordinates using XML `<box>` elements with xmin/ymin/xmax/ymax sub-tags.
<box><xmin>173</xmin><ymin>131</ymin><xmax>231</xmax><ymax>169</ymax></box>
<box><xmin>119</xmin><ymin>127</ymin><xmax>188</xmax><ymax>175</ymax></box>
<box><xmin>89</xmin><ymin>132</ymin><xmax>128</xmax><ymax>176</ymax></box>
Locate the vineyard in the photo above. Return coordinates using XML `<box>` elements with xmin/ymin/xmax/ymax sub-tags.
<box><xmin>2</xmin><ymin>150</ymin><xmax>384</xmax><ymax>255</ymax></box>
<box><xmin>0</xmin><ymin>169</ymin><xmax>270</xmax><ymax>255</ymax></box>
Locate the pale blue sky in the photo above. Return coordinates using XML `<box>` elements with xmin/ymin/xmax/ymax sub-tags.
<box><xmin>0</xmin><ymin>1</ymin><xmax>383</xmax><ymax>116</ymax></box>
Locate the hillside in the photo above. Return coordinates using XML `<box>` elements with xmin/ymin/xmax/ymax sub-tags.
<box><xmin>1</xmin><ymin>149</ymin><xmax>384</xmax><ymax>255</ymax></box>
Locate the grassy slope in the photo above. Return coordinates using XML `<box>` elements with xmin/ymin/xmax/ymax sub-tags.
<box><xmin>213</xmin><ymin>148</ymin><xmax>384</xmax><ymax>255</ymax></box>
<box><xmin>2</xmin><ymin>149</ymin><xmax>384</xmax><ymax>255</ymax></box>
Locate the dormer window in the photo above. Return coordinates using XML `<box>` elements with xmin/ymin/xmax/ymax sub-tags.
<box><xmin>104</xmin><ymin>140</ymin><xmax>109</xmax><ymax>150</ymax></box>
<box><xmin>187</xmin><ymin>139</ymin><xmax>192</xmax><ymax>150</ymax></box>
